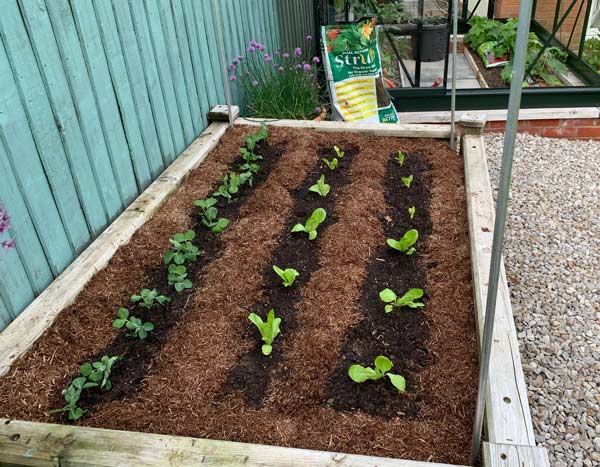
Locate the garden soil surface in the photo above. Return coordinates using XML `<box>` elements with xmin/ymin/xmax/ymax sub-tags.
<box><xmin>0</xmin><ymin>126</ymin><xmax>478</xmax><ymax>465</ymax></box>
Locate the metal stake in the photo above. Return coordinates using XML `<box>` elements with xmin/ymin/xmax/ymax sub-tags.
<box><xmin>450</xmin><ymin>0</ymin><xmax>459</xmax><ymax>151</ymax></box>
<box><xmin>212</xmin><ymin>0</ymin><xmax>234</xmax><ymax>127</ymax></box>
<box><xmin>469</xmin><ymin>3</ymin><xmax>535</xmax><ymax>465</ymax></box>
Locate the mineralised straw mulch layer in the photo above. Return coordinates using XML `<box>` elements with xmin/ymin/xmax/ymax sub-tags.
<box><xmin>0</xmin><ymin>126</ymin><xmax>478</xmax><ymax>465</ymax></box>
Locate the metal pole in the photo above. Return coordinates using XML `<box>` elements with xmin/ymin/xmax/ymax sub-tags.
<box><xmin>450</xmin><ymin>0</ymin><xmax>459</xmax><ymax>150</ymax></box>
<box><xmin>469</xmin><ymin>3</ymin><xmax>535</xmax><ymax>465</ymax></box>
<box><xmin>212</xmin><ymin>0</ymin><xmax>234</xmax><ymax>127</ymax></box>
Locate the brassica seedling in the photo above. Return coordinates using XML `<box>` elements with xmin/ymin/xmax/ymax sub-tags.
<box><xmin>379</xmin><ymin>288</ymin><xmax>424</xmax><ymax>313</ymax></box>
<box><xmin>113</xmin><ymin>308</ymin><xmax>154</xmax><ymax>339</ymax></box>
<box><xmin>348</xmin><ymin>355</ymin><xmax>406</xmax><ymax>392</ymax></box>
<box><xmin>213</xmin><ymin>172</ymin><xmax>242</xmax><ymax>202</ymax></box>
<box><xmin>245</xmin><ymin>123</ymin><xmax>269</xmax><ymax>150</ymax></box>
<box><xmin>80</xmin><ymin>355</ymin><xmax>120</xmax><ymax>390</ymax></box>
<box><xmin>131</xmin><ymin>288</ymin><xmax>169</xmax><ymax>309</ymax></box>
<box><xmin>248</xmin><ymin>309</ymin><xmax>281</xmax><ymax>356</ymax></box>
<box><xmin>387</xmin><ymin>229</ymin><xmax>418</xmax><ymax>255</ymax></box>
<box><xmin>396</xmin><ymin>151</ymin><xmax>405</xmax><ymax>165</ymax></box>
<box><xmin>408</xmin><ymin>206</ymin><xmax>416</xmax><ymax>219</ymax></box>
<box><xmin>239</xmin><ymin>161</ymin><xmax>260</xmax><ymax>174</ymax></box>
<box><xmin>50</xmin><ymin>376</ymin><xmax>97</xmax><ymax>420</ymax></box>
<box><xmin>308</xmin><ymin>174</ymin><xmax>330</xmax><ymax>197</ymax></box>
<box><xmin>273</xmin><ymin>265</ymin><xmax>299</xmax><ymax>287</ymax></box>
<box><xmin>291</xmin><ymin>208</ymin><xmax>327</xmax><ymax>240</ymax></box>
<box><xmin>322</xmin><ymin>157</ymin><xmax>338</xmax><ymax>170</ymax></box>
<box><xmin>333</xmin><ymin>145</ymin><xmax>345</xmax><ymax>158</ymax></box>
<box><xmin>167</xmin><ymin>264</ymin><xmax>192</xmax><ymax>292</ymax></box>
<box><xmin>402</xmin><ymin>174</ymin><xmax>414</xmax><ymax>188</ymax></box>
<box><xmin>240</xmin><ymin>147</ymin><xmax>263</xmax><ymax>162</ymax></box>
<box><xmin>164</xmin><ymin>230</ymin><xmax>201</xmax><ymax>265</ymax></box>
<box><xmin>194</xmin><ymin>197</ymin><xmax>230</xmax><ymax>233</ymax></box>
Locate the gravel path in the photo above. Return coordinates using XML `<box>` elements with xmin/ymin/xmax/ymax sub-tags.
<box><xmin>485</xmin><ymin>133</ymin><xmax>600</xmax><ymax>467</ymax></box>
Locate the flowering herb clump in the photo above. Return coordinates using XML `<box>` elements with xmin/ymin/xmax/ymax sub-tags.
<box><xmin>0</xmin><ymin>203</ymin><xmax>14</xmax><ymax>252</ymax></box>
<box><xmin>228</xmin><ymin>37</ymin><xmax>323</xmax><ymax>119</ymax></box>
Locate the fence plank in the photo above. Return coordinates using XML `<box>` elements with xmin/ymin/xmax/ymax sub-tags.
<box><xmin>0</xmin><ymin>296</ymin><xmax>11</xmax><ymax>332</ymax></box>
<box><xmin>189</xmin><ymin>2</ymin><xmax>220</xmax><ymax>106</ymax></box>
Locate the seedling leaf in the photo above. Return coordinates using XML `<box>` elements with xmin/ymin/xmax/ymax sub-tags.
<box><xmin>272</xmin><ymin>265</ymin><xmax>299</xmax><ymax>287</ymax></box>
<box><xmin>292</xmin><ymin>208</ymin><xmax>326</xmax><ymax>240</ymax></box>
<box><xmin>408</xmin><ymin>206</ymin><xmax>416</xmax><ymax>219</ymax></box>
<box><xmin>387</xmin><ymin>373</ymin><xmax>407</xmax><ymax>392</ymax></box>
<box><xmin>387</xmin><ymin>229</ymin><xmax>418</xmax><ymax>255</ymax></box>
<box><xmin>308</xmin><ymin>175</ymin><xmax>330</xmax><ymax>197</ymax></box>
<box><xmin>402</xmin><ymin>174</ymin><xmax>414</xmax><ymax>188</ymax></box>
<box><xmin>396</xmin><ymin>151</ymin><xmax>405</xmax><ymax>165</ymax></box>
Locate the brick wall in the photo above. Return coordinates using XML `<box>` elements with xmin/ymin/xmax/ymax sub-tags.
<box><xmin>485</xmin><ymin>118</ymin><xmax>600</xmax><ymax>138</ymax></box>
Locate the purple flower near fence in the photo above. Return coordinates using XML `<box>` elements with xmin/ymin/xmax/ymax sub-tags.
<box><xmin>252</xmin><ymin>80</ymin><xmax>259</xmax><ymax>86</ymax></box>
<box><xmin>0</xmin><ymin>203</ymin><xmax>14</xmax><ymax>252</ymax></box>
<box><xmin>312</xmin><ymin>56</ymin><xmax>320</xmax><ymax>63</ymax></box>
<box><xmin>283</xmin><ymin>52</ymin><xmax>290</xmax><ymax>59</ymax></box>
<box><xmin>229</xmin><ymin>75</ymin><xmax>236</xmax><ymax>81</ymax></box>
<box><xmin>228</xmin><ymin>64</ymin><xmax>235</xmax><ymax>71</ymax></box>
<box><xmin>248</xmin><ymin>46</ymin><xmax>256</xmax><ymax>53</ymax></box>
<box><xmin>306</xmin><ymin>35</ymin><xmax>313</xmax><ymax>41</ymax></box>
<box><xmin>303</xmin><ymin>64</ymin><xmax>311</xmax><ymax>72</ymax></box>
<box><xmin>315</xmin><ymin>106</ymin><xmax>322</xmax><ymax>114</ymax></box>
<box><xmin>264</xmin><ymin>54</ymin><xmax>272</xmax><ymax>62</ymax></box>
<box><xmin>294</xmin><ymin>47</ymin><xmax>302</xmax><ymax>57</ymax></box>
<box><xmin>2</xmin><ymin>239</ymin><xmax>14</xmax><ymax>252</ymax></box>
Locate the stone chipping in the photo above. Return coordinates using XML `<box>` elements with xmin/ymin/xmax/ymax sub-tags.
<box><xmin>485</xmin><ymin>132</ymin><xmax>600</xmax><ymax>467</ymax></box>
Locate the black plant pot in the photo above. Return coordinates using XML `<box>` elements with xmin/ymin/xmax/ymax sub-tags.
<box><xmin>411</xmin><ymin>22</ymin><xmax>449</xmax><ymax>62</ymax></box>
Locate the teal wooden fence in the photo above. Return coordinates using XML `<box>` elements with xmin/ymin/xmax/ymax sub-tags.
<box><xmin>0</xmin><ymin>0</ymin><xmax>313</xmax><ymax>330</ymax></box>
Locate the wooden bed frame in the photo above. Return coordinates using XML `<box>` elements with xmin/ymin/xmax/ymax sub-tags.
<box><xmin>0</xmin><ymin>119</ymin><xmax>549</xmax><ymax>467</ymax></box>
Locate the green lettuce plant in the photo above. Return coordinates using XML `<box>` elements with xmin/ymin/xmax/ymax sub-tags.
<box><xmin>273</xmin><ymin>265</ymin><xmax>299</xmax><ymax>287</ymax></box>
<box><xmin>348</xmin><ymin>355</ymin><xmax>406</xmax><ymax>392</ymax></box>
<box><xmin>309</xmin><ymin>174</ymin><xmax>330</xmax><ymax>197</ymax></box>
<box><xmin>164</xmin><ymin>230</ymin><xmax>200</xmax><ymax>265</ymax></box>
<box><xmin>408</xmin><ymin>206</ymin><xmax>415</xmax><ymax>219</ymax></box>
<box><xmin>322</xmin><ymin>157</ymin><xmax>338</xmax><ymax>170</ymax></box>
<box><xmin>387</xmin><ymin>229</ymin><xmax>418</xmax><ymax>254</ymax></box>
<box><xmin>195</xmin><ymin>197</ymin><xmax>230</xmax><ymax>233</ymax></box>
<box><xmin>113</xmin><ymin>308</ymin><xmax>154</xmax><ymax>339</ymax></box>
<box><xmin>80</xmin><ymin>355</ymin><xmax>120</xmax><ymax>390</ymax></box>
<box><xmin>379</xmin><ymin>288</ymin><xmax>424</xmax><ymax>313</ymax></box>
<box><xmin>248</xmin><ymin>309</ymin><xmax>281</xmax><ymax>356</ymax></box>
<box><xmin>402</xmin><ymin>174</ymin><xmax>413</xmax><ymax>188</ymax></box>
<box><xmin>291</xmin><ymin>208</ymin><xmax>327</xmax><ymax>240</ymax></box>
<box><xmin>130</xmin><ymin>288</ymin><xmax>169</xmax><ymax>309</ymax></box>
<box><xmin>167</xmin><ymin>264</ymin><xmax>192</xmax><ymax>292</ymax></box>
<box><xmin>333</xmin><ymin>145</ymin><xmax>345</xmax><ymax>158</ymax></box>
<box><xmin>395</xmin><ymin>151</ymin><xmax>405</xmax><ymax>165</ymax></box>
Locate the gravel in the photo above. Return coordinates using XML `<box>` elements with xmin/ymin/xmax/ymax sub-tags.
<box><xmin>485</xmin><ymin>133</ymin><xmax>600</xmax><ymax>467</ymax></box>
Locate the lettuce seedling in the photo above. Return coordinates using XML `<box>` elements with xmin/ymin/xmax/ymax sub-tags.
<box><xmin>273</xmin><ymin>265</ymin><xmax>299</xmax><ymax>287</ymax></box>
<box><xmin>131</xmin><ymin>288</ymin><xmax>169</xmax><ymax>309</ymax></box>
<box><xmin>402</xmin><ymin>174</ymin><xmax>414</xmax><ymax>188</ymax></box>
<box><xmin>322</xmin><ymin>157</ymin><xmax>338</xmax><ymax>170</ymax></box>
<box><xmin>387</xmin><ymin>229</ymin><xmax>418</xmax><ymax>255</ymax></box>
<box><xmin>248</xmin><ymin>309</ymin><xmax>281</xmax><ymax>356</ymax></box>
<box><xmin>51</xmin><ymin>376</ymin><xmax>97</xmax><ymax>420</ymax></box>
<box><xmin>113</xmin><ymin>308</ymin><xmax>154</xmax><ymax>339</ymax></box>
<box><xmin>379</xmin><ymin>288</ymin><xmax>424</xmax><ymax>313</ymax></box>
<box><xmin>291</xmin><ymin>208</ymin><xmax>327</xmax><ymax>240</ymax></box>
<box><xmin>164</xmin><ymin>230</ymin><xmax>201</xmax><ymax>265</ymax></box>
<box><xmin>80</xmin><ymin>355</ymin><xmax>120</xmax><ymax>390</ymax></box>
<box><xmin>333</xmin><ymin>145</ymin><xmax>345</xmax><ymax>158</ymax></box>
<box><xmin>167</xmin><ymin>264</ymin><xmax>193</xmax><ymax>292</ymax></box>
<box><xmin>408</xmin><ymin>206</ymin><xmax>416</xmax><ymax>219</ymax></box>
<box><xmin>396</xmin><ymin>151</ymin><xmax>405</xmax><ymax>165</ymax></box>
<box><xmin>348</xmin><ymin>355</ymin><xmax>406</xmax><ymax>392</ymax></box>
<box><xmin>309</xmin><ymin>174</ymin><xmax>330</xmax><ymax>197</ymax></box>
<box><xmin>194</xmin><ymin>197</ymin><xmax>230</xmax><ymax>233</ymax></box>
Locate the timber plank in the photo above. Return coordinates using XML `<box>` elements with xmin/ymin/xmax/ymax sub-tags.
<box><xmin>483</xmin><ymin>442</ymin><xmax>550</xmax><ymax>467</ymax></box>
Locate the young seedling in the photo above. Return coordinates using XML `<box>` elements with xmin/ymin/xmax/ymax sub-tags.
<box><xmin>239</xmin><ymin>161</ymin><xmax>260</xmax><ymax>175</ymax></box>
<box><xmin>50</xmin><ymin>376</ymin><xmax>97</xmax><ymax>420</ymax></box>
<box><xmin>245</xmin><ymin>123</ymin><xmax>269</xmax><ymax>150</ymax></box>
<box><xmin>130</xmin><ymin>288</ymin><xmax>169</xmax><ymax>309</ymax></box>
<box><xmin>273</xmin><ymin>265</ymin><xmax>299</xmax><ymax>287</ymax></box>
<box><xmin>333</xmin><ymin>145</ymin><xmax>345</xmax><ymax>158</ymax></box>
<box><xmin>387</xmin><ymin>229</ymin><xmax>418</xmax><ymax>255</ymax></box>
<box><xmin>395</xmin><ymin>151</ymin><xmax>405</xmax><ymax>166</ymax></box>
<box><xmin>80</xmin><ymin>355</ymin><xmax>120</xmax><ymax>390</ymax></box>
<box><xmin>167</xmin><ymin>264</ymin><xmax>192</xmax><ymax>292</ymax></box>
<box><xmin>321</xmin><ymin>157</ymin><xmax>338</xmax><ymax>170</ymax></box>
<box><xmin>348</xmin><ymin>355</ymin><xmax>406</xmax><ymax>392</ymax></box>
<box><xmin>194</xmin><ymin>197</ymin><xmax>230</xmax><ymax>233</ymax></box>
<box><xmin>240</xmin><ymin>147</ymin><xmax>263</xmax><ymax>162</ymax></box>
<box><xmin>213</xmin><ymin>172</ymin><xmax>242</xmax><ymax>202</ymax></box>
<box><xmin>164</xmin><ymin>230</ymin><xmax>201</xmax><ymax>265</ymax></box>
<box><xmin>402</xmin><ymin>174</ymin><xmax>414</xmax><ymax>188</ymax></box>
<box><xmin>239</xmin><ymin>170</ymin><xmax>254</xmax><ymax>187</ymax></box>
<box><xmin>291</xmin><ymin>208</ymin><xmax>327</xmax><ymax>240</ymax></box>
<box><xmin>113</xmin><ymin>308</ymin><xmax>154</xmax><ymax>339</ymax></box>
<box><xmin>308</xmin><ymin>174</ymin><xmax>330</xmax><ymax>197</ymax></box>
<box><xmin>408</xmin><ymin>206</ymin><xmax>416</xmax><ymax>219</ymax></box>
<box><xmin>248</xmin><ymin>309</ymin><xmax>281</xmax><ymax>356</ymax></box>
<box><xmin>379</xmin><ymin>288</ymin><xmax>425</xmax><ymax>313</ymax></box>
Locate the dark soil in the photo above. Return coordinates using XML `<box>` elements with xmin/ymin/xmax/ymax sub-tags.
<box><xmin>325</xmin><ymin>152</ymin><xmax>432</xmax><ymax>418</ymax></box>
<box><xmin>225</xmin><ymin>146</ymin><xmax>358</xmax><ymax>406</ymax></box>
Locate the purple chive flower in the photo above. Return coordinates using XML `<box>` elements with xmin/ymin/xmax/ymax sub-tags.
<box><xmin>283</xmin><ymin>52</ymin><xmax>290</xmax><ymax>59</ymax></box>
<box><xmin>228</xmin><ymin>64</ymin><xmax>235</xmax><ymax>71</ymax></box>
<box><xmin>252</xmin><ymin>80</ymin><xmax>259</xmax><ymax>86</ymax></box>
<box><xmin>250</xmin><ymin>40</ymin><xmax>258</xmax><ymax>47</ymax></box>
<box><xmin>232</xmin><ymin>58</ymin><xmax>239</xmax><ymax>65</ymax></box>
<box><xmin>229</xmin><ymin>75</ymin><xmax>236</xmax><ymax>81</ymax></box>
<box><xmin>315</xmin><ymin>106</ymin><xmax>322</xmax><ymax>114</ymax></box>
<box><xmin>303</xmin><ymin>63</ymin><xmax>311</xmax><ymax>71</ymax></box>
<box><xmin>237</xmin><ymin>55</ymin><xmax>243</xmax><ymax>61</ymax></box>
<box><xmin>264</xmin><ymin>54</ymin><xmax>272</xmax><ymax>62</ymax></box>
<box><xmin>2</xmin><ymin>239</ymin><xmax>14</xmax><ymax>252</ymax></box>
<box><xmin>294</xmin><ymin>47</ymin><xmax>302</xmax><ymax>57</ymax></box>
<box><xmin>278</xmin><ymin>66</ymin><xmax>284</xmax><ymax>72</ymax></box>
<box><xmin>248</xmin><ymin>46</ymin><xmax>256</xmax><ymax>53</ymax></box>
<box><xmin>312</xmin><ymin>56</ymin><xmax>320</xmax><ymax>63</ymax></box>
<box><xmin>306</xmin><ymin>35</ymin><xmax>313</xmax><ymax>41</ymax></box>
<box><xmin>295</xmin><ymin>64</ymin><xmax>302</xmax><ymax>69</ymax></box>
<box><xmin>258</xmin><ymin>44</ymin><xmax>266</xmax><ymax>51</ymax></box>
<box><xmin>0</xmin><ymin>205</ymin><xmax>10</xmax><ymax>235</ymax></box>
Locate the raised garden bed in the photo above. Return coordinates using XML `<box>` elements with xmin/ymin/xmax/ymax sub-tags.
<box><xmin>0</xmin><ymin>120</ymin><xmax>549</xmax><ymax>467</ymax></box>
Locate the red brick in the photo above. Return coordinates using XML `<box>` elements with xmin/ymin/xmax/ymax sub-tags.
<box><xmin>560</xmin><ymin>118</ymin><xmax>599</xmax><ymax>127</ymax></box>
<box><xmin>487</xmin><ymin>121</ymin><xmax>506</xmax><ymax>129</ymax></box>
<box><xmin>577</xmin><ymin>127</ymin><xmax>600</xmax><ymax>138</ymax></box>
<box><xmin>521</xmin><ymin>118</ymin><xmax>561</xmax><ymax>128</ymax></box>
<box><xmin>539</xmin><ymin>127</ymin><xmax>579</xmax><ymax>138</ymax></box>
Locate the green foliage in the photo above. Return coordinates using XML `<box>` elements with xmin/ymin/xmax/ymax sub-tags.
<box><xmin>239</xmin><ymin>162</ymin><xmax>260</xmax><ymax>175</ymax></box>
<box><xmin>351</xmin><ymin>0</ymin><xmax>405</xmax><ymax>24</ymax></box>
<box><xmin>273</xmin><ymin>265</ymin><xmax>299</xmax><ymax>287</ymax></box>
<box><xmin>387</xmin><ymin>229</ymin><xmax>418</xmax><ymax>255</ymax></box>
<box><xmin>395</xmin><ymin>151</ymin><xmax>405</xmax><ymax>166</ymax></box>
<box><xmin>583</xmin><ymin>35</ymin><xmax>600</xmax><ymax>73</ymax></box>
<box><xmin>167</xmin><ymin>264</ymin><xmax>193</xmax><ymax>292</ymax></box>
<box><xmin>194</xmin><ymin>197</ymin><xmax>230</xmax><ymax>233</ymax></box>
<box><xmin>465</xmin><ymin>16</ymin><xmax>518</xmax><ymax>56</ymax></box>
<box><xmin>164</xmin><ymin>230</ymin><xmax>201</xmax><ymax>265</ymax></box>
<box><xmin>245</xmin><ymin>123</ymin><xmax>269</xmax><ymax>151</ymax></box>
<box><xmin>379</xmin><ymin>288</ymin><xmax>424</xmax><ymax>313</ymax></box>
<box><xmin>322</xmin><ymin>157</ymin><xmax>339</xmax><ymax>170</ymax></box>
<box><xmin>348</xmin><ymin>355</ymin><xmax>406</xmax><ymax>392</ymax></box>
<box><xmin>213</xmin><ymin>172</ymin><xmax>243</xmax><ymax>202</ymax></box>
<box><xmin>113</xmin><ymin>308</ymin><xmax>154</xmax><ymax>339</ymax></box>
<box><xmin>80</xmin><ymin>355</ymin><xmax>120</xmax><ymax>390</ymax></box>
<box><xmin>240</xmin><ymin>147</ymin><xmax>263</xmax><ymax>162</ymax></box>
<box><xmin>309</xmin><ymin>174</ymin><xmax>330</xmax><ymax>197</ymax></box>
<box><xmin>408</xmin><ymin>206</ymin><xmax>415</xmax><ymax>219</ymax></box>
<box><xmin>402</xmin><ymin>174</ymin><xmax>413</xmax><ymax>188</ymax></box>
<box><xmin>291</xmin><ymin>208</ymin><xmax>327</xmax><ymax>240</ymax></box>
<box><xmin>131</xmin><ymin>288</ymin><xmax>169</xmax><ymax>309</ymax></box>
<box><xmin>502</xmin><ymin>37</ymin><xmax>567</xmax><ymax>86</ymax></box>
<box><xmin>50</xmin><ymin>376</ymin><xmax>98</xmax><ymax>420</ymax></box>
<box><xmin>248</xmin><ymin>309</ymin><xmax>281</xmax><ymax>355</ymax></box>
<box><xmin>333</xmin><ymin>145</ymin><xmax>345</xmax><ymax>158</ymax></box>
